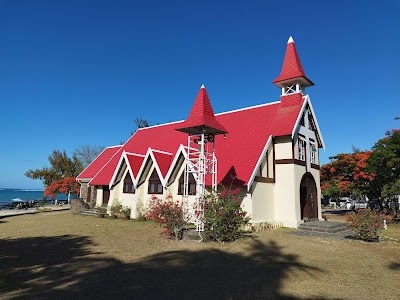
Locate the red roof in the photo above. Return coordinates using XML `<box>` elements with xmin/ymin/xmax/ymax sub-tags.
<box><xmin>126</xmin><ymin>153</ymin><xmax>145</xmax><ymax>178</ymax></box>
<box><xmin>152</xmin><ymin>150</ymin><xmax>173</xmax><ymax>178</ymax></box>
<box><xmin>83</xmin><ymin>38</ymin><xmax>316</xmax><ymax>188</ymax></box>
<box><xmin>77</xmin><ymin>146</ymin><xmax>121</xmax><ymax>180</ymax></box>
<box><xmin>87</xmin><ymin>98</ymin><xmax>305</xmax><ymax>187</ymax></box>
<box><xmin>272</xmin><ymin>37</ymin><xmax>314</xmax><ymax>87</ymax></box>
<box><xmin>176</xmin><ymin>86</ymin><xmax>227</xmax><ymax>135</ymax></box>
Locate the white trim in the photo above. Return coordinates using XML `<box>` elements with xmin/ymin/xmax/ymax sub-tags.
<box><xmin>124</xmin><ymin>151</ymin><xmax>145</xmax><ymax>157</ymax></box>
<box><xmin>163</xmin><ymin>144</ymin><xmax>187</xmax><ymax>184</ymax></box>
<box><xmin>215</xmin><ymin>101</ymin><xmax>281</xmax><ymax>117</ymax></box>
<box><xmin>288</xmin><ymin>36</ymin><xmax>294</xmax><ymax>43</ymax></box>
<box><xmin>135</xmin><ymin>149</ymin><xmax>154</xmax><ymax>186</ymax></box>
<box><xmin>306</xmin><ymin>96</ymin><xmax>326</xmax><ymax>150</ymax></box>
<box><xmin>135</xmin><ymin>148</ymin><xmax>171</xmax><ymax>187</ymax></box>
<box><xmin>109</xmin><ymin>151</ymin><xmax>145</xmax><ymax>189</ymax></box>
<box><xmin>109</xmin><ymin>151</ymin><xmax>127</xmax><ymax>188</ymax></box>
<box><xmin>76</xmin><ymin>145</ymin><xmax>122</xmax><ymax>179</ymax></box>
<box><xmin>247</xmin><ymin>135</ymin><xmax>273</xmax><ymax>191</ymax></box>
<box><xmin>291</xmin><ymin>95</ymin><xmax>325</xmax><ymax>150</ymax></box>
<box><xmin>150</xmin><ymin>148</ymin><xmax>173</xmax><ymax>155</ymax></box>
<box><xmin>149</xmin><ymin>149</ymin><xmax>172</xmax><ymax>186</ymax></box>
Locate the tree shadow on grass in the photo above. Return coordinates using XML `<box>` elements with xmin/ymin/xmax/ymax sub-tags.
<box><xmin>0</xmin><ymin>235</ymin><xmax>339</xmax><ymax>299</ymax></box>
<box><xmin>388</xmin><ymin>262</ymin><xmax>400</xmax><ymax>270</ymax></box>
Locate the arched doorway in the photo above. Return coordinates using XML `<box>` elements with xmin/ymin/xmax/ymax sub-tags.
<box><xmin>300</xmin><ymin>173</ymin><xmax>318</xmax><ymax>220</ymax></box>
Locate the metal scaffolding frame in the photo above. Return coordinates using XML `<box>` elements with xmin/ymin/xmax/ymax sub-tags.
<box><xmin>183</xmin><ymin>133</ymin><xmax>217</xmax><ymax>232</ymax></box>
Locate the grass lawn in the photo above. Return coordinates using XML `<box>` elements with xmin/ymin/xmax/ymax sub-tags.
<box><xmin>1</xmin><ymin>211</ymin><xmax>399</xmax><ymax>300</ymax></box>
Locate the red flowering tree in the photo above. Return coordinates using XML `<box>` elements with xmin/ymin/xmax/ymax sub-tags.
<box><xmin>321</xmin><ymin>151</ymin><xmax>376</xmax><ymax>199</ymax></box>
<box><xmin>44</xmin><ymin>177</ymin><xmax>80</xmax><ymax>200</ymax></box>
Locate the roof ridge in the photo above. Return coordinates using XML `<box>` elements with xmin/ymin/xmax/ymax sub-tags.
<box><xmin>215</xmin><ymin>100</ymin><xmax>281</xmax><ymax>116</ymax></box>
<box><xmin>124</xmin><ymin>151</ymin><xmax>146</xmax><ymax>157</ymax></box>
<box><xmin>150</xmin><ymin>148</ymin><xmax>173</xmax><ymax>155</ymax></box>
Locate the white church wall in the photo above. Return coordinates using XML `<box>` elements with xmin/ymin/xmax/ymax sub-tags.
<box><xmin>293</xmin><ymin>165</ymin><xmax>305</xmax><ymax>222</ymax></box>
<box><xmin>274</xmin><ymin>163</ymin><xmax>298</xmax><ymax>228</ymax></box>
<box><xmin>274</xmin><ymin>136</ymin><xmax>292</xmax><ymax>159</ymax></box>
<box><xmin>116</xmin><ymin>168</ymin><xmax>137</xmax><ymax>216</ymax></box>
<box><xmin>96</xmin><ymin>186</ymin><xmax>103</xmax><ymax>207</ymax></box>
<box><xmin>250</xmin><ymin>181</ymin><xmax>275</xmax><ymax>223</ymax></box>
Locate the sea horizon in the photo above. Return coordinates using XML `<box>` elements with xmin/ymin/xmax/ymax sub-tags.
<box><xmin>0</xmin><ymin>188</ymin><xmax>67</xmax><ymax>202</ymax></box>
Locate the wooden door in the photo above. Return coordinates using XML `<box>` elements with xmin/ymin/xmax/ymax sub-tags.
<box><xmin>300</xmin><ymin>173</ymin><xmax>318</xmax><ymax>220</ymax></box>
<box><xmin>102</xmin><ymin>186</ymin><xmax>110</xmax><ymax>205</ymax></box>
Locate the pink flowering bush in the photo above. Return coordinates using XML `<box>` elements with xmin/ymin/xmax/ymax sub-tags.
<box><xmin>203</xmin><ymin>187</ymin><xmax>250</xmax><ymax>242</ymax></box>
<box><xmin>346</xmin><ymin>208</ymin><xmax>388</xmax><ymax>242</ymax></box>
<box><xmin>146</xmin><ymin>195</ymin><xmax>184</xmax><ymax>239</ymax></box>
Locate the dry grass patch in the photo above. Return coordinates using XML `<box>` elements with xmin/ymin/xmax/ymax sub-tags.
<box><xmin>0</xmin><ymin>211</ymin><xmax>399</xmax><ymax>299</ymax></box>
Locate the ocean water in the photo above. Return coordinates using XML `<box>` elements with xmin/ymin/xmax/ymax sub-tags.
<box><xmin>0</xmin><ymin>188</ymin><xmax>67</xmax><ymax>206</ymax></box>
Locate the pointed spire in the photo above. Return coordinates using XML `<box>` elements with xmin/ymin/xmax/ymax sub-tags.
<box><xmin>176</xmin><ymin>86</ymin><xmax>227</xmax><ymax>135</ymax></box>
<box><xmin>272</xmin><ymin>36</ymin><xmax>314</xmax><ymax>88</ymax></box>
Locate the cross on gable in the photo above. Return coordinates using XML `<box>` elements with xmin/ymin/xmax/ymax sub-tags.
<box><xmin>298</xmin><ymin>108</ymin><xmax>317</xmax><ymax>170</ymax></box>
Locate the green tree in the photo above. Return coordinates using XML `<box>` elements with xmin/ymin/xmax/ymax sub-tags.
<box><xmin>25</xmin><ymin>150</ymin><xmax>83</xmax><ymax>187</ymax></box>
<box><xmin>367</xmin><ymin>129</ymin><xmax>400</xmax><ymax>201</ymax></box>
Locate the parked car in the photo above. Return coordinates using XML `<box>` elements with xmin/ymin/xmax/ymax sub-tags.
<box><xmin>339</xmin><ymin>198</ymin><xmax>352</xmax><ymax>210</ymax></box>
<box><xmin>354</xmin><ymin>200</ymin><xmax>367</xmax><ymax>210</ymax></box>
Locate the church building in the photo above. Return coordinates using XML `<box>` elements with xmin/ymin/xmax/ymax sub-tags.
<box><xmin>77</xmin><ymin>37</ymin><xmax>325</xmax><ymax>228</ymax></box>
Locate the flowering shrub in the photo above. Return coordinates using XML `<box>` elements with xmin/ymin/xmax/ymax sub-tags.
<box><xmin>346</xmin><ymin>208</ymin><xmax>388</xmax><ymax>242</ymax></box>
<box><xmin>203</xmin><ymin>187</ymin><xmax>250</xmax><ymax>242</ymax></box>
<box><xmin>146</xmin><ymin>195</ymin><xmax>185</xmax><ymax>239</ymax></box>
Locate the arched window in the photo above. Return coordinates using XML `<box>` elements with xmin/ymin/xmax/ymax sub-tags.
<box><xmin>123</xmin><ymin>172</ymin><xmax>135</xmax><ymax>193</ymax></box>
<box><xmin>148</xmin><ymin>169</ymin><xmax>163</xmax><ymax>194</ymax></box>
<box><xmin>178</xmin><ymin>172</ymin><xmax>196</xmax><ymax>195</ymax></box>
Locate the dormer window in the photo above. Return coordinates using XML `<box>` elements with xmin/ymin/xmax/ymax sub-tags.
<box><xmin>298</xmin><ymin>137</ymin><xmax>306</xmax><ymax>161</ymax></box>
<box><xmin>178</xmin><ymin>172</ymin><xmax>196</xmax><ymax>195</ymax></box>
<box><xmin>123</xmin><ymin>172</ymin><xmax>135</xmax><ymax>193</ymax></box>
<box><xmin>148</xmin><ymin>169</ymin><xmax>163</xmax><ymax>194</ymax></box>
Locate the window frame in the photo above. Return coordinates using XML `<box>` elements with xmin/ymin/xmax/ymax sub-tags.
<box><xmin>123</xmin><ymin>172</ymin><xmax>135</xmax><ymax>194</ymax></box>
<box><xmin>148</xmin><ymin>169</ymin><xmax>163</xmax><ymax>194</ymax></box>
<box><xmin>298</xmin><ymin>137</ymin><xmax>306</xmax><ymax>161</ymax></box>
<box><xmin>178</xmin><ymin>172</ymin><xmax>196</xmax><ymax>195</ymax></box>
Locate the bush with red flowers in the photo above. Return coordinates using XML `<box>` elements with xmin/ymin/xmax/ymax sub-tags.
<box><xmin>346</xmin><ymin>208</ymin><xmax>389</xmax><ymax>242</ymax></box>
<box><xmin>146</xmin><ymin>195</ymin><xmax>184</xmax><ymax>239</ymax></box>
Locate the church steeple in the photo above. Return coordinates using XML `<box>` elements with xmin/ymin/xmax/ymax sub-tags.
<box><xmin>176</xmin><ymin>85</ymin><xmax>227</xmax><ymax>135</ymax></box>
<box><xmin>273</xmin><ymin>36</ymin><xmax>314</xmax><ymax>96</ymax></box>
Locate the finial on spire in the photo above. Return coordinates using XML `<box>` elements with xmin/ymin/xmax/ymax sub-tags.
<box><xmin>287</xmin><ymin>36</ymin><xmax>294</xmax><ymax>44</ymax></box>
<box><xmin>200</xmin><ymin>84</ymin><xmax>205</xmax><ymax>89</ymax></box>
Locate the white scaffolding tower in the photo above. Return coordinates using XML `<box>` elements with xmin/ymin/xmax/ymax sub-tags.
<box><xmin>183</xmin><ymin>133</ymin><xmax>217</xmax><ymax>232</ymax></box>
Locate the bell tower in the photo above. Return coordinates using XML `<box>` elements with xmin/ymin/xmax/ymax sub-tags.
<box><xmin>272</xmin><ymin>36</ymin><xmax>314</xmax><ymax>105</ymax></box>
<box><xmin>176</xmin><ymin>85</ymin><xmax>227</xmax><ymax>232</ymax></box>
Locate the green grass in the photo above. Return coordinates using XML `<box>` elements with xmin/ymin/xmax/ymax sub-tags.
<box><xmin>1</xmin><ymin>211</ymin><xmax>399</xmax><ymax>299</ymax></box>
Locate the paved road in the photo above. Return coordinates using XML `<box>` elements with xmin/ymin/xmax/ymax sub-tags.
<box><xmin>0</xmin><ymin>206</ymin><xmax>70</xmax><ymax>218</ymax></box>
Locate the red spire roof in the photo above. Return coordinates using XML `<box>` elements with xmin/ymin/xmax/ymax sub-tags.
<box><xmin>272</xmin><ymin>36</ymin><xmax>314</xmax><ymax>88</ymax></box>
<box><xmin>176</xmin><ymin>85</ymin><xmax>227</xmax><ymax>135</ymax></box>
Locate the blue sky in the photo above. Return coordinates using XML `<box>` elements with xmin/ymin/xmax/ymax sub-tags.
<box><xmin>0</xmin><ymin>0</ymin><xmax>399</xmax><ymax>189</ymax></box>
